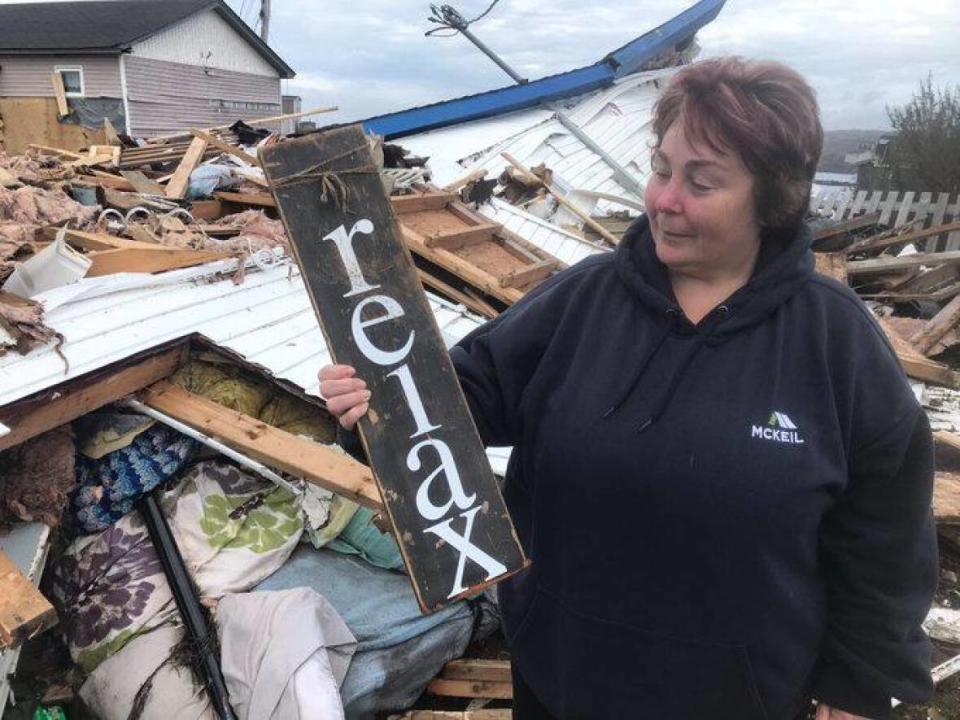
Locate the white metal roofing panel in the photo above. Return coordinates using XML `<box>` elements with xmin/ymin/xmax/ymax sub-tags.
<box><xmin>0</xmin><ymin>257</ymin><xmax>486</xmax><ymax>408</ymax></box>
<box><xmin>480</xmin><ymin>198</ymin><xmax>607</xmax><ymax>267</ymax></box>
<box><xmin>403</xmin><ymin>69</ymin><xmax>673</xmax><ymax>222</ymax></box>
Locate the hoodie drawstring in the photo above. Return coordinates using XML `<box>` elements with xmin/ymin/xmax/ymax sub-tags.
<box><xmin>636</xmin><ymin>305</ymin><xmax>730</xmax><ymax>433</ymax></box>
<box><xmin>602</xmin><ymin>308</ymin><xmax>680</xmax><ymax>419</ymax></box>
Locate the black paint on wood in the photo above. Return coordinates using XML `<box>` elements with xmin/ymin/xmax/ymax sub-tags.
<box><xmin>261</xmin><ymin>125</ymin><xmax>527</xmax><ymax>612</ymax></box>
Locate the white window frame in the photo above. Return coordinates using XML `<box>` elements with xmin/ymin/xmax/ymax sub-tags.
<box><xmin>53</xmin><ymin>66</ymin><xmax>85</xmax><ymax>98</ymax></box>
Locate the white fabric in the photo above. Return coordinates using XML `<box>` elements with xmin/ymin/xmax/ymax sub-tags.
<box><xmin>217</xmin><ymin>588</ymin><xmax>357</xmax><ymax>720</ymax></box>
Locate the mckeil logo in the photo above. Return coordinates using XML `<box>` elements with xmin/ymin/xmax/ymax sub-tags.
<box><xmin>751</xmin><ymin>412</ymin><xmax>805</xmax><ymax>445</ymax></box>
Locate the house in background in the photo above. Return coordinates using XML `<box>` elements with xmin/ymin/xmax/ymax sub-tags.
<box><xmin>0</xmin><ymin>0</ymin><xmax>294</xmax><ymax>152</ymax></box>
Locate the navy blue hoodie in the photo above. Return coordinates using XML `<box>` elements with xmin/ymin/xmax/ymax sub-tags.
<box><xmin>446</xmin><ymin>216</ymin><xmax>937</xmax><ymax>720</ymax></box>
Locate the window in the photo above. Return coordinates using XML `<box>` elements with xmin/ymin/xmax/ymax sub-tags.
<box><xmin>54</xmin><ymin>67</ymin><xmax>84</xmax><ymax>97</ymax></box>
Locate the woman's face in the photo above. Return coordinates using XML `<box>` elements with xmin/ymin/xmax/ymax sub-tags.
<box><xmin>644</xmin><ymin>120</ymin><xmax>763</xmax><ymax>280</ymax></box>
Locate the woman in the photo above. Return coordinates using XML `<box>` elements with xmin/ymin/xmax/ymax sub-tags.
<box><xmin>321</xmin><ymin>58</ymin><xmax>937</xmax><ymax>720</ymax></box>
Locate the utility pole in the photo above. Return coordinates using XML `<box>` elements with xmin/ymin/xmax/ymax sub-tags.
<box><xmin>259</xmin><ymin>0</ymin><xmax>271</xmax><ymax>43</ymax></box>
<box><xmin>427</xmin><ymin>3</ymin><xmax>644</xmax><ymax>198</ymax></box>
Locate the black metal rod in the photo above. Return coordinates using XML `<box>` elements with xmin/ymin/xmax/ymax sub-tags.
<box><xmin>139</xmin><ymin>491</ymin><xmax>236</xmax><ymax>720</ymax></box>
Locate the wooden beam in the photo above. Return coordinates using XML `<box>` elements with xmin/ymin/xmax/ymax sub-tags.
<box><xmin>424</xmin><ymin>223</ymin><xmax>501</xmax><ymax>250</ymax></box>
<box><xmin>502</xmin><ymin>152</ymin><xmax>620</xmax><ymax>246</ymax></box>
<box><xmin>498</xmin><ymin>258</ymin><xmax>555</xmax><ymax>289</ymax></box>
<box><xmin>28</xmin><ymin>144</ymin><xmax>84</xmax><ymax>160</ymax></box>
<box><xmin>119</xmin><ymin>170</ymin><xmax>165</xmax><ymax>195</ymax></box>
<box><xmin>50</xmin><ymin>72</ymin><xmax>69</xmax><ymax>118</ymax></box>
<box><xmin>86</xmin><ymin>248</ymin><xmax>231</xmax><ymax>277</ymax></box>
<box><xmin>41</xmin><ymin>227</ymin><xmax>166</xmax><ymax>252</ymax></box>
<box><xmin>877</xmin><ymin>316</ymin><xmax>960</xmax><ymax>389</ymax></box>
<box><xmin>847</xmin><ymin>251</ymin><xmax>960</xmax><ymax>277</ymax></box>
<box><xmin>849</xmin><ymin>221</ymin><xmax>960</xmax><ymax>255</ymax></box>
<box><xmin>426</xmin><ymin>678</ymin><xmax>513</xmax><ymax>700</ymax></box>
<box><xmin>214</xmin><ymin>190</ymin><xmax>276</xmax><ymax>207</ymax></box>
<box><xmin>416</xmin><ymin>268</ymin><xmax>499</xmax><ymax>320</ymax></box>
<box><xmin>813</xmin><ymin>211</ymin><xmax>881</xmax><ymax>241</ymax></box>
<box><xmin>140</xmin><ymin>382</ymin><xmax>383</xmax><ymax>510</ymax></box>
<box><xmin>911</xmin><ymin>292</ymin><xmax>960</xmax><ymax>355</ymax></box>
<box><xmin>190</xmin><ymin>199</ymin><xmax>226</xmax><ymax>221</ymax></box>
<box><xmin>392</xmin><ymin>192</ymin><xmax>457</xmax><ymax>214</ymax></box>
<box><xmin>0</xmin><ymin>345</ymin><xmax>187</xmax><ymax>452</ymax></box>
<box><xmin>0</xmin><ymin>550</ymin><xmax>57</xmax><ymax>650</ymax></box>
<box><xmin>165</xmin><ymin>135</ymin><xmax>208</xmax><ymax>199</ymax></box>
<box><xmin>190</xmin><ymin>128</ymin><xmax>259</xmax><ymax>165</ymax></box>
<box><xmin>440</xmin><ymin>659</ymin><xmax>511</xmax><ymax>684</ymax></box>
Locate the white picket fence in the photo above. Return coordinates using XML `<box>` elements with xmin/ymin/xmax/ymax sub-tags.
<box><xmin>810</xmin><ymin>189</ymin><xmax>960</xmax><ymax>251</ymax></box>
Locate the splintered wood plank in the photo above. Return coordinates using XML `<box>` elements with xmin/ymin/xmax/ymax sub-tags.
<box><xmin>42</xmin><ymin>227</ymin><xmax>166</xmax><ymax>252</ymax></box>
<box><xmin>848</xmin><ymin>221</ymin><xmax>960</xmax><ymax>256</ymax></box>
<box><xmin>392</xmin><ymin>192</ymin><xmax>458</xmax><ymax>214</ymax></box>
<box><xmin>50</xmin><ymin>72</ymin><xmax>69</xmax><ymax>118</ymax></box>
<box><xmin>261</xmin><ymin>124</ymin><xmax>527</xmax><ymax>612</ymax></box>
<box><xmin>876</xmin><ymin>316</ymin><xmax>960</xmax><ymax>389</ymax></box>
<box><xmin>0</xmin><ymin>550</ymin><xmax>56</xmax><ymax>649</ymax></box>
<box><xmin>0</xmin><ymin>345</ymin><xmax>187</xmax><ymax>452</ymax></box>
<box><xmin>934</xmin><ymin>471</ymin><xmax>960</xmax><ymax>524</ymax></box>
<box><xmin>498</xmin><ymin>258</ymin><xmax>555</xmax><ymax>289</ymax></box>
<box><xmin>190</xmin><ymin>128</ymin><xmax>258</xmax><ymax>166</ymax></box>
<box><xmin>120</xmin><ymin>170</ymin><xmax>165</xmax><ymax>195</ymax></box>
<box><xmin>847</xmin><ymin>251</ymin><xmax>960</xmax><ymax>277</ymax></box>
<box><xmin>425</xmin><ymin>223</ymin><xmax>501</xmax><ymax>250</ymax></box>
<box><xmin>214</xmin><ymin>191</ymin><xmax>276</xmax><ymax>207</ymax></box>
<box><xmin>814</xmin><ymin>252</ymin><xmax>848</xmax><ymax>284</ymax></box>
<box><xmin>427</xmin><ymin>678</ymin><xmax>513</xmax><ymax>700</ymax></box>
<box><xmin>416</xmin><ymin>268</ymin><xmax>499</xmax><ymax>320</ymax></box>
<box><xmin>86</xmin><ymin>248</ymin><xmax>231</xmax><ymax>277</ymax></box>
<box><xmin>813</xmin><ymin>212</ymin><xmax>881</xmax><ymax>242</ymax></box>
<box><xmin>441</xmin><ymin>659</ymin><xmax>512</xmax><ymax>683</ymax></box>
<box><xmin>910</xmin><ymin>292</ymin><xmax>960</xmax><ymax>355</ymax></box>
<box><xmin>140</xmin><ymin>382</ymin><xmax>383</xmax><ymax>510</ymax></box>
<box><xmin>165</xmin><ymin>135</ymin><xmax>207</xmax><ymax>199</ymax></box>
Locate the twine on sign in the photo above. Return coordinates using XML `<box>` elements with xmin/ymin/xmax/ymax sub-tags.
<box><xmin>269</xmin><ymin>142</ymin><xmax>379</xmax><ymax>210</ymax></box>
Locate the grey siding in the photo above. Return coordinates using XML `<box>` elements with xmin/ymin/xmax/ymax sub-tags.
<box><xmin>0</xmin><ymin>54</ymin><xmax>121</xmax><ymax>97</ymax></box>
<box><xmin>124</xmin><ymin>55</ymin><xmax>280</xmax><ymax>136</ymax></box>
<box><xmin>130</xmin><ymin>9</ymin><xmax>279</xmax><ymax>77</ymax></box>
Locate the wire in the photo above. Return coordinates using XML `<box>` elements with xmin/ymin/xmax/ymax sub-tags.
<box><xmin>426</xmin><ymin>0</ymin><xmax>502</xmax><ymax>37</ymax></box>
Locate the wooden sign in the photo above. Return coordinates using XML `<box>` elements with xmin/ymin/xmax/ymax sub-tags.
<box><xmin>261</xmin><ymin>125</ymin><xmax>527</xmax><ymax>611</ymax></box>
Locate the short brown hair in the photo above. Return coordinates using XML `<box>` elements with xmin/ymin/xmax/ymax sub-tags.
<box><xmin>652</xmin><ymin>57</ymin><xmax>823</xmax><ymax>230</ymax></box>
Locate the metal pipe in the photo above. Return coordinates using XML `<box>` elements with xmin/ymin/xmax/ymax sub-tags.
<box><xmin>139</xmin><ymin>492</ymin><xmax>236</xmax><ymax>720</ymax></box>
<box><xmin>443</xmin><ymin>7</ymin><xmax>644</xmax><ymax>198</ymax></box>
<box><xmin>458</xmin><ymin>24</ymin><xmax>527</xmax><ymax>85</ymax></box>
<box><xmin>122</xmin><ymin>398</ymin><xmax>303</xmax><ymax>497</ymax></box>
<box><xmin>553</xmin><ymin>110</ymin><xmax>645</xmax><ymax>197</ymax></box>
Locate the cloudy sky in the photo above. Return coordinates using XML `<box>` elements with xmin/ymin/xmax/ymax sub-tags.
<box><xmin>228</xmin><ymin>0</ymin><xmax>959</xmax><ymax>131</ymax></box>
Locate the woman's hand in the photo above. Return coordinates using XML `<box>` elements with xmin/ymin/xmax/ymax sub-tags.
<box><xmin>815</xmin><ymin>704</ymin><xmax>871</xmax><ymax>720</ymax></box>
<box><xmin>318</xmin><ymin>364</ymin><xmax>370</xmax><ymax>431</ymax></box>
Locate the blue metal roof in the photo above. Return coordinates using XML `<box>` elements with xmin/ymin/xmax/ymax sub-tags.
<box><xmin>363</xmin><ymin>0</ymin><xmax>725</xmax><ymax>141</ymax></box>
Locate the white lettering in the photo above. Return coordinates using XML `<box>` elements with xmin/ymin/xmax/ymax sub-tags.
<box><xmin>410</xmin><ymin>439</ymin><xmax>477</xmax><ymax>521</ymax></box>
<box><xmin>351</xmin><ymin>295</ymin><xmax>414</xmax><ymax>366</ymax></box>
<box><xmin>387</xmin><ymin>363</ymin><xmax>441</xmax><ymax>438</ymax></box>
<box><xmin>751</xmin><ymin>426</ymin><xmax>763</xmax><ymax>438</ymax></box>
<box><xmin>425</xmin><ymin>506</ymin><xmax>508</xmax><ymax>598</ymax></box>
<box><xmin>322</xmin><ymin>220</ymin><xmax>380</xmax><ymax>298</ymax></box>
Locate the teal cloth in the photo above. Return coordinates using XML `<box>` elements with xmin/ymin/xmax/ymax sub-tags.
<box><xmin>327</xmin><ymin>507</ymin><xmax>404</xmax><ymax>571</ymax></box>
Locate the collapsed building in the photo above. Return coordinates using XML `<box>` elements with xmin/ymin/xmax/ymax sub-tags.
<box><xmin>2</xmin><ymin>0</ymin><xmax>960</xmax><ymax>718</ymax></box>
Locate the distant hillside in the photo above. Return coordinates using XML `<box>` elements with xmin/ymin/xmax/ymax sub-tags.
<box><xmin>819</xmin><ymin>129</ymin><xmax>887</xmax><ymax>173</ymax></box>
